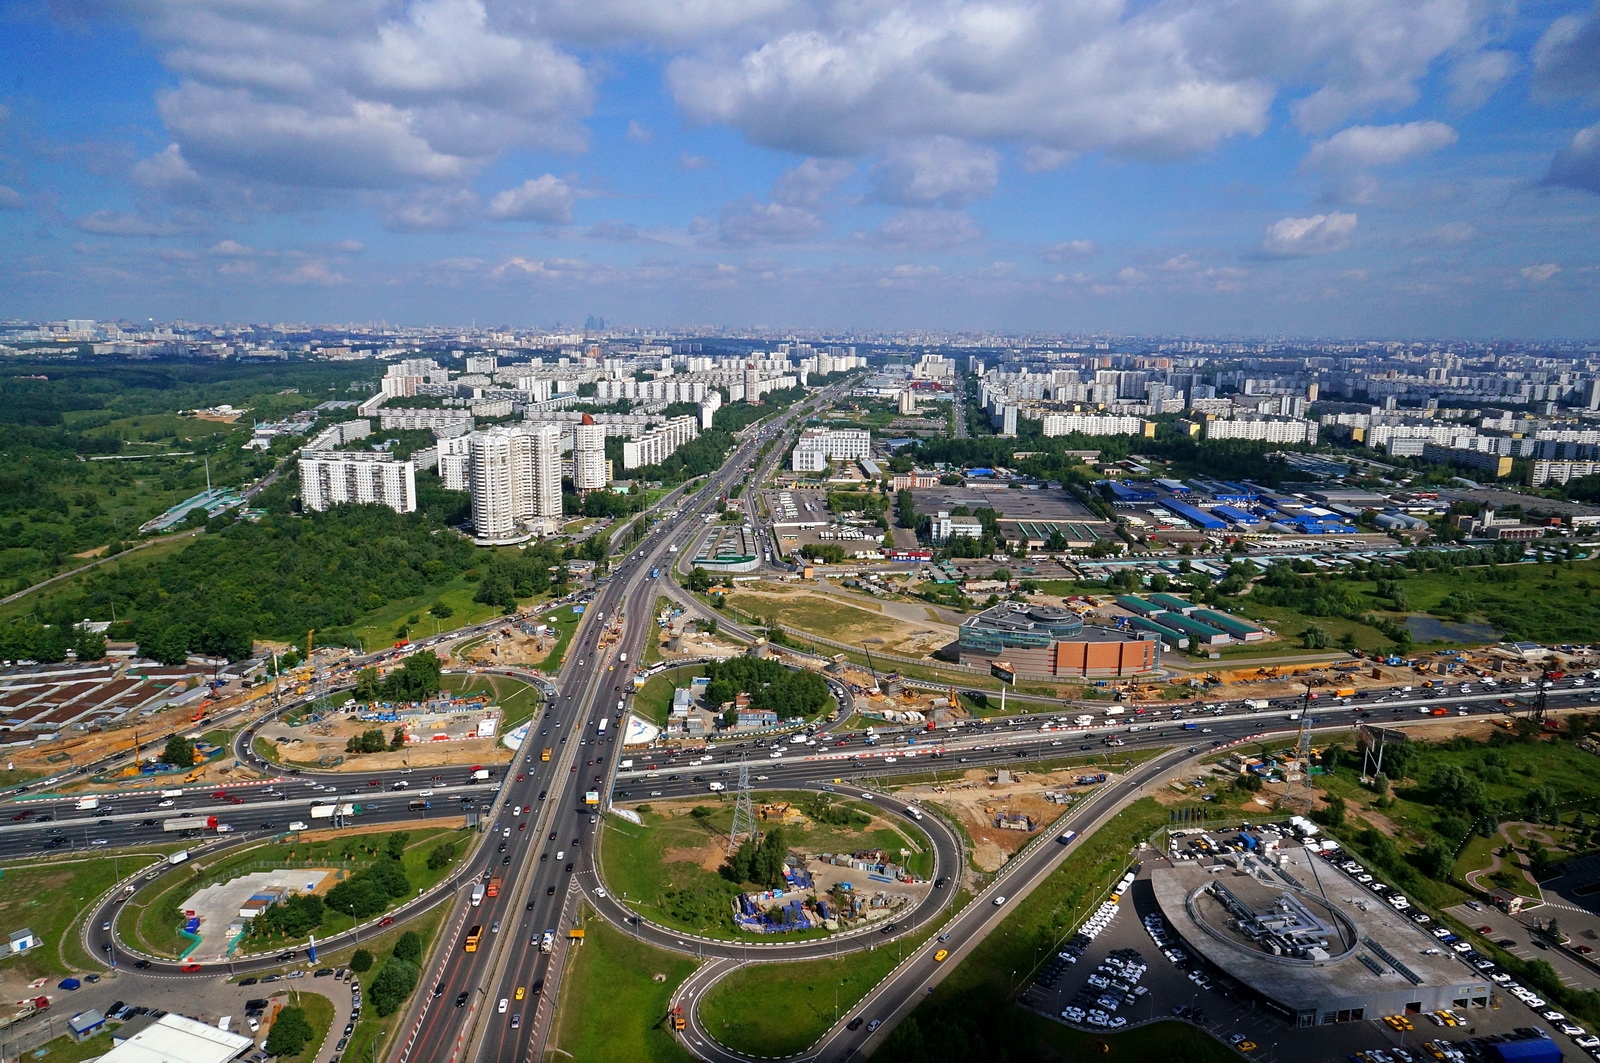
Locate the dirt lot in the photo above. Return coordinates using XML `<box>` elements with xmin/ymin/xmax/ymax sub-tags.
<box><xmin>906</xmin><ymin>766</ymin><xmax>1110</xmax><ymax>874</ymax></box>
<box><xmin>258</xmin><ymin>713</ymin><xmax>511</xmax><ymax>773</ymax></box>
<box><xmin>726</xmin><ymin>583</ymin><xmax>956</xmax><ymax>657</ymax></box>
<box><xmin>460</xmin><ymin>628</ymin><xmax>558</xmax><ymax>667</ymax></box>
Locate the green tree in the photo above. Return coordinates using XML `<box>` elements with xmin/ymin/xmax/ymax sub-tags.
<box><xmin>429</xmin><ymin>602</ymin><xmax>454</xmax><ymax>619</ymax></box>
<box><xmin>392</xmin><ymin>930</ymin><xmax>423</xmax><ymax>964</ymax></box>
<box><xmin>163</xmin><ymin>735</ymin><xmax>197</xmax><ymax>769</ymax></box>
<box><xmin>1298</xmin><ymin>625</ymin><xmax>1331</xmax><ymax>650</ymax></box>
<box><xmin>370</xmin><ymin>957</ymin><xmax>420</xmax><ymax>1016</ymax></box>
<box><xmin>263</xmin><ymin>1005</ymin><xmax>313</xmax><ymax>1057</ymax></box>
<box><xmin>385</xmin><ymin>832</ymin><xmax>410</xmax><ymax>860</ymax></box>
<box><xmin>425</xmin><ymin>842</ymin><xmax>456</xmax><ymax>871</ymax></box>
<box><xmin>389</xmin><ymin>726</ymin><xmax>406</xmax><ymax>751</ymax></box>
<box><xmin>349</xmin><ymin>948</ymin><xmax>374</xmax><ymax>973</ymax></box>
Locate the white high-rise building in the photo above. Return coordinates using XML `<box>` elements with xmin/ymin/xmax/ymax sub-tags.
<box><xmin>299</xmin><ymin>453</ymin><xmax>416</xmax><ymax>513</ymax></box>
<box><xmin>622</xmin><ymin>416</ymin><xmax>699</xmax><ymax>470</ymax></box>
<box><xmin>572</xmin><ymin>419</ymin><xmax>608</xmax><ymax>490</ymax></box>
<box><xmin>468</xmin><ymin>423</ymin><xmax>564</xmax><ymax>542</ymax></box>
<box><xmin>791</xmin><ymin>427</ymin><xmax>871</xmax><ymax>471</ymax></box>
<box><xmin>437</xmin><ymin>433</ymin><xmax>472</xmax><ymax>492</ymax></box>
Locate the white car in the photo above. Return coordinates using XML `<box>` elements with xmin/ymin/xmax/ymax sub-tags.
<box><xmin>994</xmin><ymin>896</ymin><xmax>1007</xmax><ymax>906</ymax></box>
<box><xmin>498</xmin><ymin>998</ymin><xmax>508</xmax><ymax>1014</ymax></box>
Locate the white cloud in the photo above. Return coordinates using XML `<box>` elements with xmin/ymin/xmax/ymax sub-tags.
<box><xmin>716</xmin><ymin>199</ymin><xmax>824</xmax><ymax>245</ymax></box>
<box><xmin>870</xmin><ymin>137</ymin><xmax>998</xmax><ymax>207</ymax></box>
<box><xmin>864</xmin><ymin>209</ymin><xmax>982</xmax><ymax>250</ymax></box>
<box><xmin>383</xmin><ymin>188</ymin><xmax>481</xmax><ymax>232</ymax></box>
<box><xmin>1043</xmin><ymin>240</ymin><xmax>1096</xmax><ymax>261</ymax></box>
<box><xmin>1545</xmin><ymin>122</ymin><xmax>1600</xmax><ymax>196</ymax></box>
<box><xmin>1260</xmin><ymin>212</ymin><xmax>1358</xmax><ymax>257</ymax></box>
<box><xmin>1521</xmin><ymin>263</ymin><xmax>1561</xmax><ymax>284</ymax></box>
<box><xmin>485</xmin><ymin>175</ymin><xmax>575</xmax><ymax>224</ymax></box>
<box><xmin>526</xmin><ymin>0</ymin><xmax>789</xmax><ymax>46</ymax></box>
<box><xmin>102</xmin><ymin>0</ymin><xmax>591</xmax><ymax>199</ymax></box>
<box><xmin>1533</xmin><ymin>6</ymin><xmax>1600</xmax><ymax>101</ymax></box>
<box><xmin>772</xmin><ymin>158</ymin><xmax>853</xmax><ymax>209</ymax></box>
<box><xmin>211</xmin><ymin>239</ymin><xmax>255</xmax><ymax>256</ymax></box>
<box><xmin>1301</xmin><ymin>121</ymin><xmax>1457</xmax><ymax>171</ymax></box>
<box><xmin>74</xmin><ymin>210</ymin><xmax>197</xmax><ymax>237</ymax></box>
<box><xmin>625</xmin><ymin>119</ymin><xmax>653</xmax><ymax>143</ymax></box>
<box><xmin>667</xmin><ymin>0</ymin><xmax>1493</xmax><ymax>159</ymax></box>
<box><xmin>0</xmin><ymin>185</ymin><xmax>24</xmax><ymax>210</ymax></box>
<box><xmin>680</xmin><ymin>153</ymin><xmax>715</xmax><ymax>170</ymax></box>
<box><xmin>1021</xmin><ymin>147</ymin><xmax>1075</xmax><ymax>172</ymax></box>
<box><xmin>1447</xmin><ymin>49</ymin><xmax>1516</xmax><ymax>111</ymax></box>
<box><xmin>282</xmin><ymin>261</ymin><xmax>346</xmax><ymax>285</ymax></box>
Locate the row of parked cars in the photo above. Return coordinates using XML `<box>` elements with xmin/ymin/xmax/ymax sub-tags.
<box><xmin>1058</xmin><ymin>949</ymin><xmax>1151</xmax><ymax>1029</ymax></box>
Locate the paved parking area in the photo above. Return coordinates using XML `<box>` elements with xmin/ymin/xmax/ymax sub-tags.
<box><xmin>1019</xmin><ymin>850</ymin><xmax>1566</xmax><ymax>1063</ymax></box>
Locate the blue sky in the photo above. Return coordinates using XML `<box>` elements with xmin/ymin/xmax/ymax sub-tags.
<box><xmin>2</xmin><ymin>0</ymin><xmax>1599</xmax><ymax>337</ymax></box>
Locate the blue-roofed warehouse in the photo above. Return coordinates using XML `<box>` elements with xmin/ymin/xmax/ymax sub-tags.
<box><xmin>1101</xmin><ymin>480</ymin><xmax>1157</xmax><ymax>503</ymax></box>
<box><xmin>1155</xmin><ymin>611</ymin><xmax>1231</xmax><ymax>646</ymax></box>
<box><xmin>1191</xmin><ymin>609</ymin><xmax>1267</xmax><ymax>641</ymax></box>
<box><xmin>1127</xmin><ymin>615</ymin><xmax>1189</xmax><ymax>650</ymax></box>
<box><xmin>1115</xmin><ymin>595</ymin><xmax>1164</xmax><ymax>617</ymax></box>
<box><xmin>1211</xmin><ymin>505</ymin><xmax>1261</xmax><ymax>526</ymax></box>
<box><xmin>1147</xmin><ymin>593</ymin><xmax>1197</xmax><ymax>615</ymax></box>
<box><xmin>1159</xmin><ymin>498</ymin><xmax>1226</xmax><ymax>530</ymax></box>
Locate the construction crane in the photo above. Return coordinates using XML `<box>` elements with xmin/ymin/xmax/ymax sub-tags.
<box><xmin>306</xmin><ymin>629</ymin><xmax>315</xmax><ymax>661</ymax></box>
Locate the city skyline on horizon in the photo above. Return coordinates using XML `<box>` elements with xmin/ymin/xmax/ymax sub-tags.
<box><xmin>1</xmin><ymin>1</ymin><xmax>1598</xmax><ymax>337</ymax></box>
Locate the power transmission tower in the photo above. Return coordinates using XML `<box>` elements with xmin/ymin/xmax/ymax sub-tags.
<box><xmin>728</xmin><ymin>757</ymin><xmax>758</xmax><ymax>855</ymax></box>
<box><xmin>1281</xmin><ymin>682</ymin><xmax>1317</xmax><ymax>814</ymax></box>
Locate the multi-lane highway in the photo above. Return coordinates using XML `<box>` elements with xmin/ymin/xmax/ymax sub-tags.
<box><xmin>5</xmin><ymin>375</ymin><xmax>1593</xmax><ymax>1061</ymax></box>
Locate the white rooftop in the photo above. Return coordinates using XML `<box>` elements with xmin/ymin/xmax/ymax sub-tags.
<box><xmin>96</xmin><ymin>1013</ymin><xmax>253</xmax><ymax>1063</ymax></box>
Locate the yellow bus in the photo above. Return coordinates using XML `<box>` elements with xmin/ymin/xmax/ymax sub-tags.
<box><xmin>465</xmin><ymin>925</ymin><xmax>482</xmax><ymax>953</ymax></box>
<box><xmin>541</xmin><ymin>748</ymin><xmax>552</xmax><ymax>762</ymax></box>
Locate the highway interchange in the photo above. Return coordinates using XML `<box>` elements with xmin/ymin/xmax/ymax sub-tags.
<box><xmin>6</xmin><ymin>386</ymin><xmax>1598</xmax><ymax>1060</ymax></box>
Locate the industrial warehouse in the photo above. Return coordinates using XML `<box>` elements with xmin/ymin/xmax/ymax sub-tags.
<box><xmin>1147</xmin><ymin>844</ymin><xmax>1489</xmax><ymax>1028</ymax></box>
<box><xmin>955</xmin><ymin>601</ymin><xmax>1162</xmax><ymax>677</ymax></box>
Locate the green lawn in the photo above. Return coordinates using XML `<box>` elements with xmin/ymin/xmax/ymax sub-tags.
<box><xmin>284</xmin><ymin>990</ymin><xmax>335</xmax><ymax>1060</ymax></box>
<box><xmin>335</xmin><ymin>577</ymin><xmax>505</xmax><ymax>652</ymax></box>
<box><xmin>335</xmin><ymin>904</ymin><xmax>448</xmax><ymax>1063</ymax></box>
<box><xmin>439</xmin><ymin>673</ymin><xmax>542</xmax><ymax>728</ymax></box>
<box><xmin>29</xmin><ymin>1029</ymin><xmax>119</xmax><ymax>1063</ymax></box>
<box><xmin>0</xmin><ymin>848</ymin><xmax>177</xmax><ymax>980</ymax></box>
<box><xmin>128</xmin><ymin>826</ymin><xmax>466</xmax><ymax>956</ymax></box>
<box><xmin>601</xmin><ymin>793</ymin><xmax>908</xmax><ymax>940</ymax></box>
<box><xmin>876</xmin><ymin>798</ymin><xmax>1182</xmax><ymax>1062</ymax></box>
<box><xmin>699</xmin><ymin>928</ymin><xmax>935</xmax><ymax>1056</ymax></box>
<box><xmin>552</xmin><ymin>914</ymin><xmax>697</xmax><ymax>1063</ymax></box>
<box><xmin>633</xmin><ymin>667</ymin><xmax>704</xmax><ymax>727</ymax></box>
<box><xmin>641</xmin><ymin>596</ymin><xmax>677</xmax><ymax>666</ymax></box>
<box><xmin>521</xmin><ymin>603</ymin><xmax>585</xmax><ymax>673</ymax></box>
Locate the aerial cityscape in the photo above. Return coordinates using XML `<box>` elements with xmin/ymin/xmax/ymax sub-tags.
<box><xmin>4</xmin><ymin>3</ymin><xmax>1600</xmax><ymax>1063</ymax></box>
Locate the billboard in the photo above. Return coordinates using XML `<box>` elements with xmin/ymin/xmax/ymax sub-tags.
<box><xmin>990</xmin><ymin>661</ymin><xmax>1016</xmax><ymax>686</ymax></box>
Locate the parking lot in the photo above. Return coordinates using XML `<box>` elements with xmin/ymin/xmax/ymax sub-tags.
<box><xmin>1019</xmin><ymin>827</ymin><xmax>1596</xmax><ymax>1063</ymax></box>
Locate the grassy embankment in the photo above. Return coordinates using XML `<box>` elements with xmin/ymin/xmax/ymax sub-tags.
<box><xmin>0</xmin><ymin>846</ymin><xmax>180</xmax><ymax>980</ymax></box>
<box><xmin>551</xmin><ymin>913</ymin><xmax>698</xmax><ymax>1063</ymax></box>
<box><xmin>874</xmin><ymin>796</ymin><xmax>1239</xmax><ymax>1062</ymax></box>
<box><xmin>127</xmin><ymin>826</ymin><xmax>465</xmax><ymax>956</ymax></box>
<box><xmin>601</xmin><ymin>793</ymin><xmax>928</xmax><ymax>941</ymax></box>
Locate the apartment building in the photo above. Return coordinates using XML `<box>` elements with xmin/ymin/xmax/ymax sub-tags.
<box><xmin>468</xmin><ymin>423</ymin><xmax>564</xmax><ymax>542</ymax></box>
<box><xmin>622</xmin><ymin>416</ymin><xmax>700</xmax><ymax>471</ymax></box>
<box><xmin>1200</xmin><ymin>416</ymin><xmax>1318</xmax><ymax>444</ymax></box>
<box><xmin>790</xmin><ymin>427</ymin><xmax>872</xmax><ymax>472</ymax></box>
<box><xmin>1037</xmin><ymin>413</ymin><xmax>1151</xmax><ymax>438</ymax></box>
<box><xmin>572</xmin><ymin>419</ymin><xmax>608</xmax><ymax>490</ymax></box>
<box><xmin>299</xmin><ymin>452</ymin><xmax>416</xmax><ymax>513</ymax></box>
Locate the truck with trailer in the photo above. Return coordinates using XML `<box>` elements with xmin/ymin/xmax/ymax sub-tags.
<box><xmin>1075</xmin><ymin>773</ymin><xmax>1109</xmax><ymax>786</ymax></box>
<box><xmin>163</xmin><ymin>815</ymin><xmax>218</xmax><ymax>832</ymax></box>
<box><xmin>0</xmin><ymin>996</ymin><xmax>51</xmax><ymax>1032</ymax></box>
<box><xmin>309</xmin><ymin>803</ymin><xmax>358</xmax><ymax>820</ymax></box>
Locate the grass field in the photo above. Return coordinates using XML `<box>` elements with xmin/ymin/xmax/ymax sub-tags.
<box><xmin>601</xmin><ymin>793</ymin><xmax>919</xmax><ymax>940</ymax></box>
<box><xmin>127</xmin><ymin>826</ymin><xmax>465</xmax><ymax>956</ymax></box>
<box><xmin>633</xmin><ymin>666</ymin><xmax>705</xmax><ymax>727</ymax></box>
<box><xmin>876</xmin><ymin>797</ymin><xmax>1191</xmax><ymax>1062</ymax></box>
<box><xmin>29</xmin><ymin>1029</ymin><xmax>119</xmax><ymax>1063</ymax></box>
<box><xmin>552</xmin><ymin>913</ymin><xmax>697</xmax><ymax>1063</ymax></box>
<box><xmin>0</xmin><ymin>847</ymin><xmax>176</xmax><ymax>980</ymax></box>
<box><xmin>698</xmin><ymin>927</ymin><xmax>935</xmax><ymax>1056</ymax></box>
<box><xmin>335</xmin><ymin>577</ymin><xmax>505</xmax><ymax>652</ymax></box>
<box><xmin>439</xmin><ymin>673</ymin><xmax>542</xmax><ymax>728</ymax></box>
<box><xmin>333</xmin><ymin>904</ymin><xmax>449</xmax><ymax>1063</ymax></box>
<box><xmin>286</xmin><ymin>990</ymin><xmax>336</xmax><ymax>1060</ymax></box>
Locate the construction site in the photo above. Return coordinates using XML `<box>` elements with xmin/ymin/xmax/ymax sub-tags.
<box><xmin>902</xmin><ymin>765</ymin><xmax>1123</xmax><ymax>874</ymax></box>
<box><xmin>258</xmin><ymin>696</ymin><xmax>513</xmax><ymax>773</ymax></box>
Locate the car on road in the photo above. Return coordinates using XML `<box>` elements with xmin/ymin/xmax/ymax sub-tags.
<box><xmin>847</xmin><ymin>1018</ymin><xmax>864</xmax><ymax>1031</ymax></box>
<box><xmin>456</xmin><ymin>992</ymin><xmax>469</xmax><ymax>1008</ymax></box>
<box><xmin>934</xmin><ymin>949</ymin><xmax>948</xmax><ymax>962</ymax></box>
<box><xmin>510</xmin><ymin>1014</ymin><xmax>520</xmax><ymax>1029</ymax></box>
<box><xmin>498</xmin><ymin>998</ymin><xmax>507</xmax><ymax>1013</ymax></box>
<box><xmin>866</xmin><ymin>1019</ymin><xmax>881</xmax><ymax>1032</ymax></box>
<box><xmin>181</xmin><ymin>963</ymin><xmax>202</xmax><ymax>973</ymax></box>
<box><xmin>993</xmin><ymin>895</ymin><xmax>1007</xmax><ymax>906</ymax></box>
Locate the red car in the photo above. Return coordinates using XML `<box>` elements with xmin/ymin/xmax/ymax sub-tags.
<box><xmin>210</xmin><ymin>790</ymin><xmax>229</xmax><ymax>799</ymax></box>
<box><xmin>181</xmin><ymin>963</ymin><xmax>202</xmax><ymax>973</ymax></box>
<box><xmin>1478</xmin><ymin>925</ymin><xmax>1494</xmax><ymax>934</ymax></box>
<box><xmin>516</xmin><ymin>773</ymin><xmax>525</xmax><ymax>782</ymax></box>
<box><xmin>378</xmin><ymin>916</ymin><xmax>395</xmax><ymax>927</ymax></box>
<box><xmin>367</xmin><ymin>779</ymin><xmax>381</xmax><ymax>786</ymax></box>
<box><xmin>518</xmin><ymin>822</ymin><xmax>526</xmax><ymax>831</ymax></box>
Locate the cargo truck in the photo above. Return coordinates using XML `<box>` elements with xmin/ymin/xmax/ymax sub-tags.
<box><xmin>0</xmin><ymin>996</ymin><xmax>51</xmax><ymax>1032</ymax></box>
<box><xmin>708</xmin><ymin>781</ymin><xmax>725</xmax><ymax>792</ymax></box>
<box><xmin>163</xmin><ymin>815</ymin><xmax>218</xmax><ymax>832</ymax></box>
<box><xmin>1075</xmin><ymin>773</ymin><xmax>1109</xmax><ymax>786</ymax></box>
<box><xmin>287</xmin><ymin>822</ymin><xmax>308</xmax><ymax>832</ymax></box>
<box><xmin>486</xmin><ymin>876</ymin><xmax>502</xmax><ymax>898</ymax></box>
<box><xmin>539</xmin><ymin>930</ymin><xmax>554</xmax><ymax>953</ymax></box>
<box><xmin>1244</xmin><ymin>699</ymin><xmax>1268</xmax><ymax>711</ymax></box>
<box><xmin>471</xmin><ymin>883</ymin><xmax>486</xmax><ymax>907</ymax></box>
<box><xmin>471</xmin><ymin>769</ymin><xmax>491</xmax><ymax>782</ymax></box>
<box><xmin>168</xmin><ymin>849</ymin><xmax>190</xmax><ymax>865</ymax></box>
<box><xmin>160</xmin><ymin>789</ymin><xmax>184</xmax><ymax>799</ymax></box>
<box><xmin>75</xmin><ymin>796</ymin><xmax>100</xmax><ymax>811</ymax></box>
